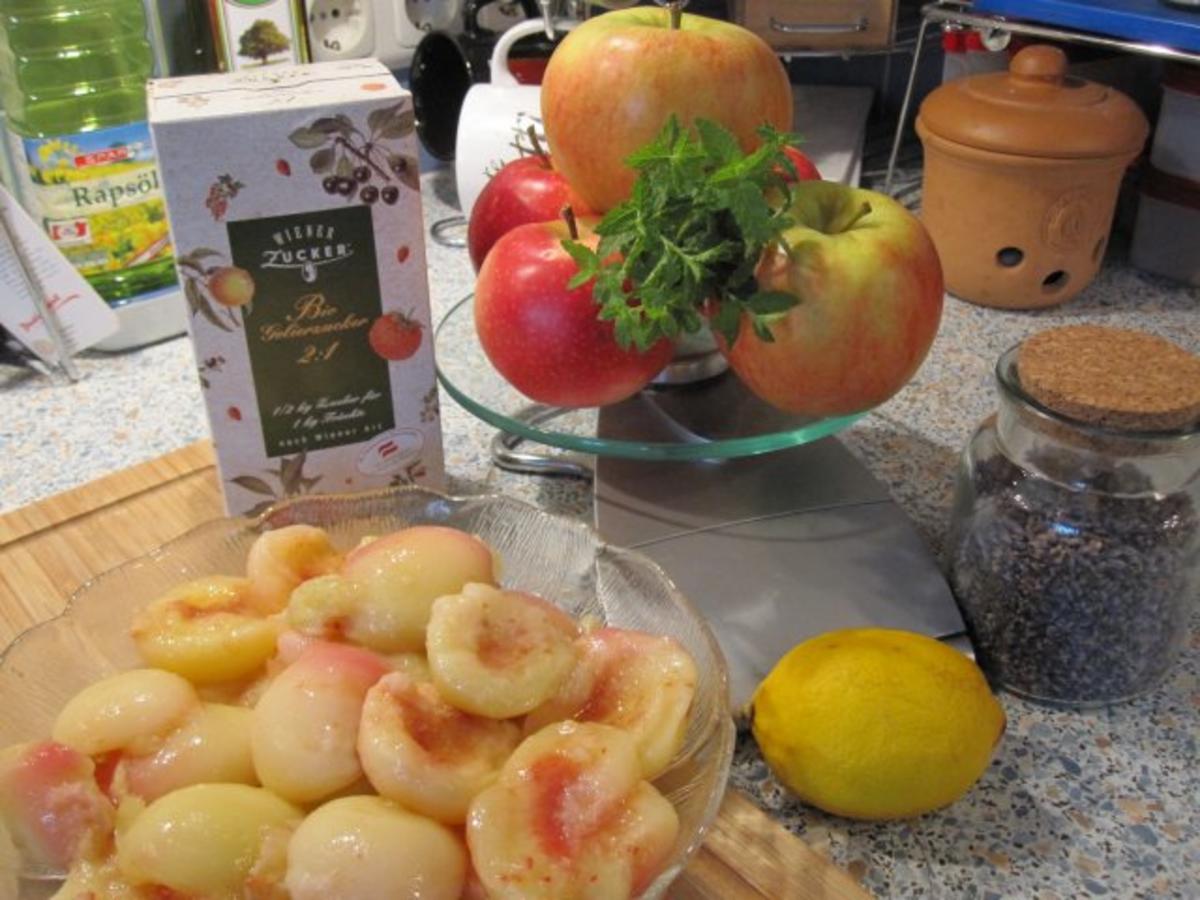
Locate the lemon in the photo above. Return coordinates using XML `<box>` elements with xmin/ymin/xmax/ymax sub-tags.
<box><xmin>750</xmin><ymin>628</ymin><xmax>1005</xmax><ymax>820</ymax></box>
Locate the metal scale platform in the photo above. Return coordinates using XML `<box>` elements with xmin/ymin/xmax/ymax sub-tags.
<box><xmin>592</xmin><ymin>387</ymin><xmax>968</xmax><ymax>708</ymax></box>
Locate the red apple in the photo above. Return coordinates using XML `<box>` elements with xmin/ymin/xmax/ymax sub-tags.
<box><xmin>781</xmin><ymin>146</ymin><xmax>821</xmax><ymax>182</ymax></box>
<box><xmin>474</xmin><ymin>218</ymin><xmax>674</xmax><ymax>408</ymax></box>
<box><xmin>541</xmin><ymin>8</ymin><xmax>793</xmax><ymax>212</ymax></box>
<box><xmin>719</xmin><ymin>181</ymin><xmax>943</xmax><ymax>416</ymax></box>
<box><xmin>467</xmin><ymin>154</ymin><xmax>593</xmax><ymax>271</ymax></box>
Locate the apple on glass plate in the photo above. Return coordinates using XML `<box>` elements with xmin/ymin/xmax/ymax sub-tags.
<box><xmin>466</xmin><ymin>131</ymin><xmax>594</xmax><ymax>272</ymax></box>
<box><xmin>474</xmin><ymin>211</ymin><xmax>674</xmax><ymax>409</ymax></box>
<box><xmin>541</xmin><ymin>7</ymin><xmax>794</xmax><ymax>212</ymax></box>
<box><xmin>466</xmin><ymin>8</ymin><xmax>942</xmax><ymax>422</ymax></box>
<box><xmin>718</xmin><ymin>181</ymin><xmax>944</xmax><ymax>417</ymax></box>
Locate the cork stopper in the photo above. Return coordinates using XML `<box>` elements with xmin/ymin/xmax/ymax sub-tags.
<box><xmin>1017</xmin><ymin>325</ymin><xmax>1200</xmax><ymax>432</ymax></box>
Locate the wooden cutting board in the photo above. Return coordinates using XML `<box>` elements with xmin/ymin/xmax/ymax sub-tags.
<box><xmin>0</xmin><ymin>442</ymin><xmax>870</xmax><ymax>900</ymax></box>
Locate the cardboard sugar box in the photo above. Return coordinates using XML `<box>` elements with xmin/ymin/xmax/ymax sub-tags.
<box><xmin>148</xmin><ymin>60</ymin><xmax>443</xmax><ymax>515</ymax></box>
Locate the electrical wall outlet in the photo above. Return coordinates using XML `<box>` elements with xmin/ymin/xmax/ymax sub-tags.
<box><xmin>405</xmin><ymin>0</ymin><xmax>461</xmax><ymax>32</ymax></box>
<box><xmin>306</xmin><ymin>0</ymin><xmax>462</xmax><ymax>69</ymax></box>
<box><xmin>307</xmin><ymin>0</ymin><xmax>374</xmax><ymax>60</ymax></box>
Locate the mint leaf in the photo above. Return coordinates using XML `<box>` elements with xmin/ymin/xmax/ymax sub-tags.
<box><xmin>695</xmin><ymin>118</ymin><xmax>740</xmax><ymax>165</ymax></box>
<box><xmin>625</xmin><ymin>116</ymin><xmax>682</xmax><ymax>169</ymax></box>
<box><xmin>562</xmin><ymin>239</ymin><xmax>597</xmax><ymax>270</ymax></box>
<box><xmin>725</xmin><ymin>180</ymin><xmax>774</xmax><ymax>248</ymax></box>
<box><xmin>747</xmin><ymin>291</ymin><xmax>799</xmax><ymax>315</ymax></box>
<box><xmin>710</xmin><ymin>299</ymin><xmax>742</xmax><ymax>346</ymax></box>
<box><xmin>583</xmin><ymin>116</ymin><xmax>800</xmax><ymax>349</ymax></box>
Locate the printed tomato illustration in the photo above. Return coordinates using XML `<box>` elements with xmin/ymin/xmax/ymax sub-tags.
<box><xmin>369</xmin><ymin>311</ymin><xmax>423</xmax><ymax>361</ymax></box>
<box><xmin>228</xmin><ymin>406</ymin><xmax>243</xmax><ymax>421</ymax></box>
<box><xmin>276</xmin><ymin>159</ymin><xmax>292</xmax><ymax>176</ymax></box>
<box><xmin>396</xmin><ymin>245</ymin><xmax>411</xmax><ymax>264</ymax></box>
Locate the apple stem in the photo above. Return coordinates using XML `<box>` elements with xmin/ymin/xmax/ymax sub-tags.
<box><xmin>834</xmin><ymin>201</ymin><xmax>873</xmax><ymax>234</ymax></box>
<box><xmin>562</xmin><ymin>205</ymin><xmax>579</xmax><ymax>240</ymax></box>
<box><xmin>667</xmin><ymin>0</ymin><xmax>683</xmax><ymax>29</ymax></box>
<box><xmin>527</xmin><ymin>125</ymin><xmax>549</xmax><ymax>166</ymax></box>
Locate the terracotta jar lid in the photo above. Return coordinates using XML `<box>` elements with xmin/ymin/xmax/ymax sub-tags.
<box><xmin>918</xmin><ymin>45</ymin><xmax>1148</xmax><ymax>160</ymax></box>
<box><xmin>1017</xmin><ymin>325</ymin><xmax>1200</xmax><ymax>432</ymax></box>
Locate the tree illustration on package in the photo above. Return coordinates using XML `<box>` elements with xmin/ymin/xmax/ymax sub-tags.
<box><xmin>239</xmin><ymin>20</ymin><xmax>292</xmax><ymax>66</ymax></box>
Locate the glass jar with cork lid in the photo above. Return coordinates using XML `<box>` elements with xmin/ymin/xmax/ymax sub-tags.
<box><xmin>948</xmin><ymin>325</ymin><xmax>1200</xmax><ymax>707</ymax></box>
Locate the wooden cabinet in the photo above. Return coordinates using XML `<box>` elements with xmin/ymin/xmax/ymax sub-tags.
<box><xmin>733</xmin><ymin>0</ymin><xmax>897</xmax><ymax>51</ymax></box>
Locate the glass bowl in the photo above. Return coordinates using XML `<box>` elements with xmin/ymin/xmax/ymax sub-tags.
<box><xmin>435</xmin><ymin>294</ymin><xmax>868</xmax><ymax>461</ymax></box>
<box><xmin>0</xmin><ymin>487</ymin><xmax>734</xmax><ymax>899</ymax></box>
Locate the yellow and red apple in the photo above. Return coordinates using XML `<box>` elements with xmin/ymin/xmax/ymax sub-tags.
<box><xmin>541</xmin><ymin>8</ymin><xmax>793</xmax><ymax>212</ymax></box>
<box><xmin>720</xmin><ymin>181</ymin><xmax>944</xmax><ymax>416</ymax></box>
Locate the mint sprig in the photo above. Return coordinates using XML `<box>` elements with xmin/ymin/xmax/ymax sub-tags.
<box><xmin>564</xmin><ymin>116</ymin><xmax>803</xmax><ymax>351</ymax></box>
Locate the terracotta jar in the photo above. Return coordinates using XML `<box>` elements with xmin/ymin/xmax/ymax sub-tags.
<box><xmin>916</xmin><ymin>45</ymin><xmax>1148</xmax><ymax>309</ymax></box>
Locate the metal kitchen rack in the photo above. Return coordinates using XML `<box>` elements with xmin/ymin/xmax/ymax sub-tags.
<box><xmin>884</xmin><ymin>0</ymin><xmax>1200</xmax><ymax>194</ymax></box>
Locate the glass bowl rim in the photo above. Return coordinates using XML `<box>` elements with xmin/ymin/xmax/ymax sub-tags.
<box><xmin>434</xmin><ymin>294</ymin><xmax>868</xmax><ymax>461</ymax></box>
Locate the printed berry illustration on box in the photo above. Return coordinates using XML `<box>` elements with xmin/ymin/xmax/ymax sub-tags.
<box><xmin>149</xmin><ymin>60</ymin><xmax>444</xmax><ymax>516</ymax></box>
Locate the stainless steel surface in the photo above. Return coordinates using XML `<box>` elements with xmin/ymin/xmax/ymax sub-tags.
<box><xmin>538</xmin><ymin>0</ymin><xmax>555</xmax><ymax>38</ymax></box>
<box><xmin>884</xmin><ymin>14</ymin><xmax>933</xmax><ymax>195</ymax></box>
<box><xmin>489</xmin><ymin>407</ymin><xmax>595</xmax><ymax>477</ymax></box>
<box><xmin>922</xmin><ymin>0</ymin><xmax>1200</xmax><ymax>61</ymax></box>
<box><xmin>771</xmin><ymin>14</ymin><xmax>869</xmax><ymax>33</ymax></box>
<box><xmin>651</xmin><ymin>348</ymin><xmax>730</xmax><ymax>386</ymax></box>
<box><xmin>430</xmin><ymin>214</ymin><xmax>468</xmax><ymax>248</ymax></box>
<box><xmin>594</xmin><ymin>403</ymin><xmax>968</xmax><ymax>710</ymax></box>
<box><xmin>635</xmin><ymin>373</ymin><xmax>834</xmax><ymax>443</ymax></box>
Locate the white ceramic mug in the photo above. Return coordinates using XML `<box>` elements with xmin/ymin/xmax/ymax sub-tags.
<box><xmin>454</xmin><ymin>18</ymin><xmax>576</xmax><ymax>220</ymax></box>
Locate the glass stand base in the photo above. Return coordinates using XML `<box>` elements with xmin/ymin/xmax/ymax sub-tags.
<box><xmin>489</xmin><ymin>407</ymin><xmax>594</xmax><ymax>479</ymax></box>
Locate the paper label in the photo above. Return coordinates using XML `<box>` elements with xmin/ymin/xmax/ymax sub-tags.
<box><xmin>149</xmin><ymin>74</ymin><xmax>443</xmax><ymax>516</ymax></box>
<box><xmin>214</xmin><ymin>0</ymin><xmax>306</xmax><ymax>71</ymax></box>
<box><xmin>0</xmin><ymin>183</ymin><xmax>120</xmax><ymax>363</ymax></box>
<box><xmin>7</xmin><ymin>122</ymin><xmax>175</xmax><ymax>300</ymax></box>
<box><xmin>228</xmin><ymin>206</ymin><xmax>396</xmax><ymax>457</ymax></box>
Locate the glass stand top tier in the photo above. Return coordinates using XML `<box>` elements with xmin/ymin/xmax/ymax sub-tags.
<box><xmin>434</xmin><ymin>295</ymin><xmax>867</xmax><ymax>461</ymax></box>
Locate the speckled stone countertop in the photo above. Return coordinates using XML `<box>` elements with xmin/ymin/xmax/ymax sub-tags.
<box><xmin>2</xmin><ymin>168</ymin><xmax>1197</xmax><ymax>898</ymax></box>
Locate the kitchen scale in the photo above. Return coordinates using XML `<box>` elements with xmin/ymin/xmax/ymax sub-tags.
<box><xmin>435</xmin><ymin>300</ymin><xmax>970</xmax><ymax>709</ymax></box>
